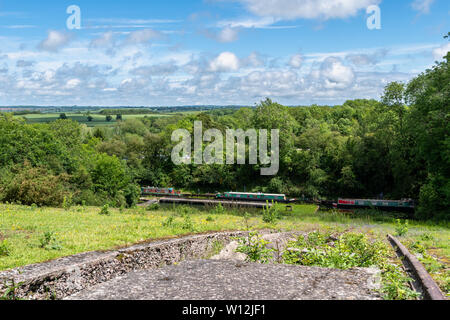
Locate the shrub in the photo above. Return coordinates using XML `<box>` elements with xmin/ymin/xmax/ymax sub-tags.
<box><xmin>0</xmin><ymin>240</ymin><xmax>11</xmax><ymax>257</ymax></box>
<box><xmin>236</xmin><ymin>232</ymin><xmax>274</xmax><ymax>263</ymax></box>
<box><xmin>212</xmin><ymin>203</ymin><xmax>225</xmax><ymax>215</ymax></box>
<box><xmin>91</xmin><ymin>154</ymin><xmax>129</xmax><ymax>198</ymax></box>
<box><xmin>39</xmin><ymin>232</ymin><xmax>62</xmax><ymax>251</ymax></box>
<box><xmin>283</xmin><ymin>232</ymin><xmax>388</xmax><ymax>269</ymax></box>
<box><xmin>62</xmin><ymin>196</ymin><xmax>72</xmax><ymax>211</ymax></box>
<box><xmin>281</xmin><ymin>230</ymin><xmax>419</xmax><ymax>300</ymax></box>
<box><xmin>0</xmin><ymin>163</ymin><xmax>70</xmax><ymax>207</ymax></box>
<box><xmin>99</xmin><ymin>204</ymin><xmax>111</xmax><ymax>216</ymax></box>
<box><xmin>268</xmin><ymin>177</ymin><xmax>285</xmax><ymax>194</ymax></box>
<box><xmin>181</xmin><ymin>214</ymin><xmax>194</xmax><ymax>231</ymax></box>
<box><xmin>124</xmin><ymin>184</ymin><xmax>141</xmax><ymax>208</ymax></box>
<box><xmin>146</xmin><ymin>203</ymin><xmax>160</xmax><ymax>211</ymax></box>
<box><xmin>262</xmin><ymin>201</ymin><xmax>281</xmax><ymax>224</ymax></box>
<box><xmin>394</xmin><ymin>219</ymin><xmax>409</xmax><ymax>237</ymax></box>
<box><xmin>162</xmin><ymin>216</ymin><xmax>175</xmax><ymax>227</ymax></box>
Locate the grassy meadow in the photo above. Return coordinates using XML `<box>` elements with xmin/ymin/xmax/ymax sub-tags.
<box><xmin>17</xmin><ymin>113</ymin><xmax>175</xmax><ymax>127</ymax></box>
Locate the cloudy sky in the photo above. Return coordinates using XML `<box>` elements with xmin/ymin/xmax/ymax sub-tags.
<box><xmin>0</xmin><ymin>0</ymin><xmax>449</xmax><ymax>106</ymax></box>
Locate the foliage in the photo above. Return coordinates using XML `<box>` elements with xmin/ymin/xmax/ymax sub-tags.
<box><xmin>0</xmin><ymin>162</ymin><xmax>69</xmax><ymax>207</ymax></box>
<box><xmin>236</xmin><ymin>232</ymin><xmax>274</xmax><ymax>263</ymax></box>
<box><xmin>212</xmin><ymin>203</ymin><xmax>225</xmax><ymax>215</ymax></box>
<box><xmin>162</xmin><ymin>216</ymin><xmax>175</xmax><ymax>227</ymax></box>
<box><xmin>0</xmin><ymin>280</ymin><xmax>24</xmax><ymax>300</ymax></box>
<box><xmin>381</xmin><ymin>263</ymin><xmax>421</xmax><ymax>300</ymax></box>
<box><xmin>262</xmin><ymin>201</ymin><xmax>281</xmax><ymax>224</ymax></box>
<box><xmin>123</xmin><ymin>184</ymin><xmax>141</xmax><ymax>208</ymax></box>
<box><xmin>0</xmin><ymin>240</ymin><xmax>11</xmax><ymax>257</ymax></box>
<box><xmin>283</xmin><ymin>232</ymin><xmax>388</xmax><ymax>269</ymax></box>
<box><xmin>0</xmin><ymin>52</ymin><xmax>448</xmax><ymax>219</ymax></box>
<box><xmin>146</xmin><ymin>203</ymin><xmax>161</xmax><ymax>211</ymax></box>
<box><xmin>394</xmin><ymin>219</ymin><xmax>409</xmax><ymax>237</ymax></box>
<box><xmin>39</xmin><ymin>232</ymin><xmax>62</xmax><ymax>251</ymax></box>
<box><xmin>99</xmin><ymin>204</ymin><xmax>111</xmax><ymax>216</ymax></box>
<box><xmin>282</xmin><ymin>231</ymin><xmax>420</xmax><ymax>300</ymax></box>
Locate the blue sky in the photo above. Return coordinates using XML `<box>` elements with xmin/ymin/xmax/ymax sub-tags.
<box><xmin>0</xmin><ymin>0</ymin><xmax>448</xmax><ymax>106</ymax></box>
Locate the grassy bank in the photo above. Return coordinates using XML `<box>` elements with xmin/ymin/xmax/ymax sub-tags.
<box><xmin>0</xmin><ymin>203</ymin><xmax>448</xmax><ymax>297</ymax></box>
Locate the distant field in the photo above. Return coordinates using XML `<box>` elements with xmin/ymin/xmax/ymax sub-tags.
<box><xmin>16</xmin><ymin>113</ymin><xmax>174</xmax><ymax>127</ymax></box>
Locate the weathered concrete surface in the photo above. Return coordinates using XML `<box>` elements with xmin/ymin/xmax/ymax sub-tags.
<box><xmin>66</xmin><ymin>260</ymin><xmax>382</xmax><ymax>300</ymax></box>
<box><xmin>0</xmin><ymin>231</ymin><xmax>248</xmax><ymax>300</ymax></box>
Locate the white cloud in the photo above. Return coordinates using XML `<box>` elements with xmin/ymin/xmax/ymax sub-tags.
<box><xmin>217</xmin><ymin>17</ymin><xmax>278</xmax><ymax>29</ymax></box>
<box><xmin>242</xmin><ymin>52</ymin><xmax>265</xmax><ymax>68</ymax></box>
<box><xmin>432</xmin><ymin>43</ymin><xmax>450</xmax><ymax>60</ymax></box>
<box><xmin>320</xmin><ymin>57</ymin><xmax>355</xmax><ymax>89</ymax></box>
<box><xmin>65</xmin><ymin>78</ymin><xmax>81</xmax><ymax>89</ymax></box>
<box><xmin>217</xmin><ymin>27</ymin><xmax>240</xmax><ymax>42</ymax></box>
<box><xmin>4</xmin><ymin>25</ymin><xmax>36</xmax><ymax>29</ymax></box>
<box><xmin>16</xmin><ymin>60</ymin><xmax>35</xmax><ymax>68</ymax></box>
<box><xmin>289</xmin><ymin>54</ymin><xmax>303</xmax><ymax>68</ymax></box>
<box><xmin>90</xmin><ymin>31</ymin><xmax>115</xmax><ymax>48</ymax></box>
<box><xmin>411</xmin><ymin>0</ymin><xmax>434</xmax><ymax>14</ymax></box>
<box><xmin>234</xmin><ymin>0</ymin><xmax>381</xmax><ymax>20</ymax></box>
<box><xmin>209</xmin><ymin>52</ymin><xmax>240</xmax><ymax>72</ymax></box>
<box><xmin>204</xmin><ymin>26</ymin><xmax>240</xmax><ymax>43</ymax></box>
<box><xmin>38</xmin><ymin>31</ymin><xmax>73</xmax><ymax>52</ymax></box>
<box><xmin>125</xmin><ymin>29</ymin><xmax>161</xmax><ymax>44</ymax></box>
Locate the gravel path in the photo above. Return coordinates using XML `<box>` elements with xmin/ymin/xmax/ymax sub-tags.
<box><xmin>66</xmin><ymin>260</ymin><xmax>382</xmax><ymax>300</ymax></box>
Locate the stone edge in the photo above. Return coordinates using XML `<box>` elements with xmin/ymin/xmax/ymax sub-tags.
<box><xmin>387</xmin><ymin>234</ymin><xmax>447</xmax><ymax>300</ymax></box>
<box><xmin>0</xmin><ymin>231</ymin><xmax>248</xmax><ymax>300</ymax></box>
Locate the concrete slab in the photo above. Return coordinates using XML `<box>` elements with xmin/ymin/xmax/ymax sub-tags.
<box><xmin>66</xmin><ymin>260</ymin><xmax>382</xmax><ymax>300</ymax></box>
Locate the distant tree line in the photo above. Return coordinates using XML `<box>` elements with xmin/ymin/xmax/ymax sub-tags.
<box><xmin>99</xmin><ymin>108</ymin><xmax>157</xmax><ymax>115</ymax></box>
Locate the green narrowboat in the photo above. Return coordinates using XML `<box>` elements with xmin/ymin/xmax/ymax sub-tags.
<box><xmin>216</xmin><ymin>192</ymin><xmax>288</xmax><ymax>203</ymax></box>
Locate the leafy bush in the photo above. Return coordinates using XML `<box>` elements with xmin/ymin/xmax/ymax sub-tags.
<box><xmin>146</xmin><ymin>203</ymin><xmax>160</xmax><ymax>211</ymax></box>
<box><xmin>262</xmin><ymin>201</ymin><xmax>281</xmax><ymax>224</ymax></box>
<box><xmin>381</xmin><ymin>264</ymin><xmax>421</xmax><ymax>300</ymax></box>
<box><xmin>39</xmin><ymin>232</ymin><xmax>62</xmax><ymax>251</ymax></box>
<box><xmin>91</xmin><ymin>154</ymin><xmax>129</xmax><ymax>198</ymax></box>
<box><xmin>283</xmin><ymin>232</ymin><xmax>387</xmax><ymax>269</ymax></box>
<box><xmin>0</xmin><ymin>163</ymin><xmax>70</xmax><ymax>207</ymax></box>
<box><xmin>99</xmin><ymin>204</ymin><xmax>111</xmax><ymax>216</ymax></box>
<box><xmin>394</xmin><ymin>219</ymin><xmax>409</xmax><ymax>237</ymax></box>
<box><xmin>181</xmin><ymin>214</ymin><xmax>194</xmax><ymax>231</ymax></box>
<box><xmin>236</xmin><ymin>232</ymin><xmax>274</xmax><ymax>263</ymax></box>
<box><xmin>282</xmin><ymin>231</ymin><xmax>419</xmax><ymax>300</ymax></box>
<box><xmin>162</xmin><ymin>216</ymin><xmax>175</xmax><ymax>227</ymax></box>
<box><xmin>0</xmin><ymin>240</ymin><xmax>11</xmax><ymax>257</ymax></box>
<box><xmin>62</xmin><ymin>196</ymin><xmax>72</xmax><ymax>211</ymax></box>
<box><xmin>212</xmin><ymin>203</ymin><xmax>225</xmax><ymax>215</ymax></box>
<box><xmin>123</xmin><ymin>184</ymin><xmax>141</xmax><ymax>208</ymax></box>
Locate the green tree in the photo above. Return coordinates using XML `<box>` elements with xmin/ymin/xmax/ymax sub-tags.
<box><xmin>91</xmin><ymin>154</ymin><xmax>128</xmax><ymax>197</ymax></box>
<box><xmin>405</xmin><ymin>52</ymin><xmax>450</xmax><ymax>219</ymax></box>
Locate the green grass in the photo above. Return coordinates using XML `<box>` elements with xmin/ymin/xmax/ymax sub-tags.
<box><xmin>15</xmin><ymin>113</ymin><xmax>173</xmax><ymax>127</ymax></box>
<box><xmin>0</xmin><ymin>203</ymin><xmax>448</xmax><ymax>297</ymax></box>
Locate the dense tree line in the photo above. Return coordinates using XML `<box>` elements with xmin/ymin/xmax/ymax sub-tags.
<box><xmin>0</xmin><ymin>53</ymin><xmax>448</xmax><ymax>219</ymax></box>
